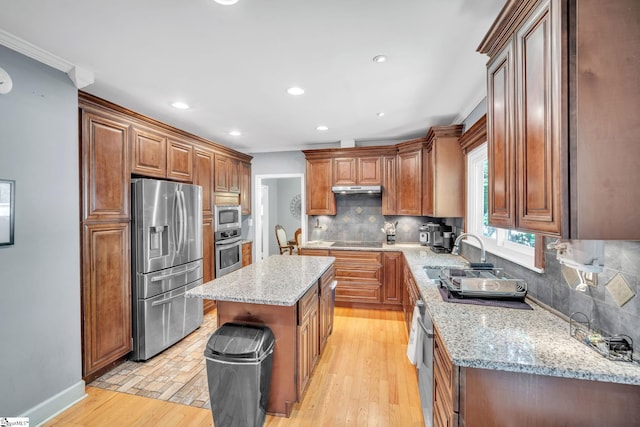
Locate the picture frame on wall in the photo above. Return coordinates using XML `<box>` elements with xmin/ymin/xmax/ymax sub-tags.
<box><xmin>0</xmin><ymin>179</ymin><xmax>15</xmax><ymax>246</ymax></box>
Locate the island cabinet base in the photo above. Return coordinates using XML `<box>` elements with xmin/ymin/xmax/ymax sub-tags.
<box><xmin>216</xmin><ymin>300</ymin><xmax>298</xmax><ymax>417</ymax></box>
<box><xmin>459</xmin><ymin>367</ymin><xmax>640</xmax><ymax>427</ymax></box>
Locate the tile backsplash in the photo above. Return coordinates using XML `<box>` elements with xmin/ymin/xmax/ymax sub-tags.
<box><xmin>308</xmin><ymin>193</ymin><xmax>463</xmax><ymax>243</ymax></box>
<box><xmin>459</xmin><ymin>239</ymin><xmax>640</xmax><ymax>360</ymax></box>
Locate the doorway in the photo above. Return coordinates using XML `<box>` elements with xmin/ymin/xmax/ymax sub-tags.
<box><xmin>254</xmin><ymin>173</ymin><xmax>306</xmax><ymax>261</ymax></box>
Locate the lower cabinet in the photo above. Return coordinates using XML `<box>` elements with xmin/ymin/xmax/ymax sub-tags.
<box><xmin>433</xmin><ymin>325</ymin><xmax>640</xmax><ymax>427</ymax></box>
<box><xmin>81</xmin><ymin>222</ymin><xmax>132</xmax><ymax>380</ymax></box>
<box><xmin>299</xmin><ymin>249</ymin><xmax>402</xmax><ymax>309</ymax></box>
<box><xmin>297</xmin><ymin>284</ymin><xmax>320</xmax><ymax>398</ymax></box>
<box><xmin>202</xmin><ymin>217</ymin><xmax>216</xmax><ymax>313</ymax></box>
<box><xmin>319</xmin><ymin>266</ymin><xmax>335</xmax><ymax>352</ymax></box>
<box><xmin>402</xmin><ymin>261</ymin><xmax>420</xmax><ymax>335</ymax></box>
<box><xmin>242</xmin><ymin>241</ymin><xmax>252</xmax><ymax>266</ymax></box>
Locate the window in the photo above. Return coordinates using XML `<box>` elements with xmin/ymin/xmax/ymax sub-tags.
<box><xmin>466</xmin><ymin>143</ymin><xmax>540</xmax><ymax>271</ymax></box>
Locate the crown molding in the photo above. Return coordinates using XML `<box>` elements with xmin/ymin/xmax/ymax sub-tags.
<box><xmin>0</xmin><ymin>29</ymin><xmax>94</xmax><ymax>89</ymax></box>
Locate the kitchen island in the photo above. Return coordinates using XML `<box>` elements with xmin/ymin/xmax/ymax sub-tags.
<box><xmin>186</xmin><ymin>254</ymin><xmax>335</xmax><ymax>417</ymax></box>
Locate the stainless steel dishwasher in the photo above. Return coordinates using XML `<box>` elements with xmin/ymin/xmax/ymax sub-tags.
<box><xmin>416</xmin><ymin>300</ymin><xmax>435</xmax><ymax>427</ymax></box>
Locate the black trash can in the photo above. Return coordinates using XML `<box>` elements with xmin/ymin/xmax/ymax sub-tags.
<box><xmin>205</xmin><ymin>322</ymin><xmax>275</xmax><ymax>427</ymax></box>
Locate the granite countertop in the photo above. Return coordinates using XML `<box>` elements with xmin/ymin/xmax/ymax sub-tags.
<box><xmin>401</xmin><ymin>246</ymin><xmax>640</xmax><ymax>386</ymax></box>
<box><xmin>186</xmin><ymin>254</ymin><xmax>335</xmax><ymax>306</ymax></box>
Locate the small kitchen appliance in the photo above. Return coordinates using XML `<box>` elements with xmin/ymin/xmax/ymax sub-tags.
<box><xmin>419</xmin><ymin>223</ymin><xmax>442</xmax><ymax>246</ymax></box>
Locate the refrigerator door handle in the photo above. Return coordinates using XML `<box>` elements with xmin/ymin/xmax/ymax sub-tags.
<box><xmin>180</xmin><ymin>190</ymin><xmax>188</xmax><ymax>253</ymax></box>
<box><xmin>175</xmin><ymin>190</ymin><xmax>185</xmax><ymax>254</ymax></box>
<box><xmin>150</xmin><ymin>265</ymin><xmax>200</xmax><ymax>282</ymax></box>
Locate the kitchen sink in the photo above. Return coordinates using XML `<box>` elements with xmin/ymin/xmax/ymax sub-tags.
<box><xmin>438</xmin><ymin>266</ymin><xmax>528</xmax><ymax>300</ymax></box>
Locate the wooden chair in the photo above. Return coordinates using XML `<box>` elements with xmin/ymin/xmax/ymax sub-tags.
<box><xmin>275</xmin><ymin>225</ymin><xmax>296</xmax><ymax>255</ymax></box>
<box><xmin>294</xmin><ymin>228</ymin><xmax>302</xmax><ymax>254</ymax></box>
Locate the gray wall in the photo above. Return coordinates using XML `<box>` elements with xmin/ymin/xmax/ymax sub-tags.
<box><xmin>262</xmin><ymin>177</ymin><xmax>302</xmax><ymax>255</ymax></box>
<box><xmin>0</xmin><ymin>46</ymin><xmax>84</xmax><ymax>420</ymax></box>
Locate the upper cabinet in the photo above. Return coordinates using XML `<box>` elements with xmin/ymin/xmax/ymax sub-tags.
<box><xmin>479</xmin><ymin>0</ymin><xmax>640</xmax><ymax>239</ymax></box>
<box><xmin>334</xmin><ymin>156</ymin><xmax>382</xmax><ymax>186</ymax></box>
<box><xmin>305</xmin><ymin>157</ymin><xmax>336</xmax><ymax>215</ymax></box>
<box><xmin>193</xmin><ymin>147</ymin><xmax>215</xmax><ymax>217</ymax></box>
<box><xmin>240</xmin><ymin>161</ymin><xmax>251</xmax><ymax>215</ymax></box>
<box><xmin>422</xmin><ymin>125</ymin><xmax>464</xmax><ymax>217</ymax></box>
<box><xmin>167</xmin><ymin>138</ymin><xmax>193</xmax><ymax>182</ymax></box>
<box><xmin>381</xmin><ymin>155</ymin><xmax>397</xmax><ymax>215</ymax></box>
<box><xmin>81</xmin><ymin>109</ymin><xmax>130</xmax><ymax>222</ymax></box>
<box><xmin>214</xmin><ymin>154</ymin><xmax>241</xmax><ymax>194</ymax></box>
<box><xmin>131</xmin><ymin>125</ymin><xmax>167</xmax><ymax>178</ymax></box>
<box><xmin>396</xmin><ymin>143</ymin><xmax>423</xmax><ymax>216</ymax></box>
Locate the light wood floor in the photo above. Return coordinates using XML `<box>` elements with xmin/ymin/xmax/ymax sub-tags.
<box><xmin>44</xmin><ymin>307</ymin><xmax>423</xmax><ymax>426</ymax></box>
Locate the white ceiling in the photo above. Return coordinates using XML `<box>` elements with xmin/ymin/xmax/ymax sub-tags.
<box><xmin>0</xmin><ymin>0</ymin><xmax>504</xmax><ymax>154</ymax></box>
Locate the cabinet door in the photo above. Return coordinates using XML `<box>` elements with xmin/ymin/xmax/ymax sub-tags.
<box><xmin>383</xmin><ymin>252</ymin><xmax>402</xmax><ymax>305</ymax></box>
<box><xmin>131</xmin><ymin>125</ymin><xmax>167</xmax><ymax>178</ymax></box>
<box><xmin>202</xmin><ymin>217</ymin><xmax>216</xmax><ymax>313</ymax></box>
<box><xmin>306</xmin><ymin>158</ymin><xmax>336</xmax><ymax>215</ymax></box>
<box><xmin>228</xmin><ymin>157</ymin><xmax>241</xmax><ymax>193</ymax></box>
<box><xmin>297</xmin><ymin>317</ymin><xmax>311</xmax><ymax>397</ymax></box>
<box><xmin>334</xmin><ymin>157</ymin><xmax>357</xmax><ymax>185</ymax></box>
<box><xmin>194</xmin><ymin>148</ymin><xmax>215</xmax><ymax>217</ymax></box>
<box><xmin>397</xmin><ymin>150</ymin><xmax>422</xmax><ymax>216</ymax></box>
<box><xmin>82</xmin><ymin>222</ymin><xmax>131</xmax><ymax>378</ymax></box>
<box><xmin>382</xmin><ymin>155</ymin><xmax>397</xmax><ymax>215</ymax></box>
<box><xmin>167</xmin><ymin>138</ymin><xmax>193</xmax><ymax>182</ymax></box>
<box><xmin>240</xmin><ymin>161</ymin><xmax>251</xmax><ymax>215</ymax></box>
<box><xmin>242</xmin><ymin>241</ymin><xmax>252</xmax><ymax>266</ymax></box>
<box><xmin>214</xmin><ymin>154</ymin><xmax>229</xmax><ymax>192</ymax></box>
<box><xmin>358</xmin><ymin>156</ymin><xmax>382</xmax><ymax>185</ymax></box>
<box><xmin>81</xmin><ymin>111</ymin><xmax>130</xmax><ymax>221</ymax></box>
<box><xmin>487</xmin><ymin>42</ymin><xmax>516</xmax><ymax>229</ymax></box>
<box><xmin>515</xmin><ymin>0</ymin><xmax>560</xmax><ymax>235</ymax></box>
<box><xmin>319</xmin><ymin>266</ymin><xmax>335</xmax><ymax>352</ymax></box>
<box><xmin>422</xmin><ymin>147</ymin><xmax>435</xmax><ymax>216</ymax></box>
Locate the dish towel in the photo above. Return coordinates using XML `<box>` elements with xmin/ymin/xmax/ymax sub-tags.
<box><xmin>406</xmin><ymin>305</ymin><xmax>423</xmax><ymax>365</ymax></box>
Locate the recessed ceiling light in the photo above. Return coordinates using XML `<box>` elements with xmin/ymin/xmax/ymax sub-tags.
<box><xmin>214</xmin><ymin>0</ymin><xmax>239</xmax><ymax>5</ymax></box>
<box><xmin>377</xmin><ymin>112</ymin><xmax>385</xmax><ymax>117</ymax></box>
<box><xmin>229</xmin><ymin>130</ymin><xmax>241</xmax><ymax>136</ymax></box>
<box><xmin>287</xmin><ymin>87</ymin><xmax>305</xmax><ymax>96</ymax></box>
<box><xmin>372</xmin><ymin>55</ymin><xmax>387</xmax><ymax>63</ymax></box>
<box><xmin>316</xmin><ymin>125</ymin><xmax>329</xmax><ymax>131</ymax></box>
<box><xmin>171</xmin><ymin>101</ymin><xmax>190</xmax><ymax>110</ymax></box>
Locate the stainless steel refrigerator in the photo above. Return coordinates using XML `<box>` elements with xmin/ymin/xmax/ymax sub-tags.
<box><xmin>131</xmin><ymin>178</ymin><xmax>204</xmax><ymax>361</ymax></box>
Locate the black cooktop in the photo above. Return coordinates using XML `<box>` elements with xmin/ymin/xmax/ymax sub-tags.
<box><xmin>331</xmin><ymin>241</ymin><xmax>383</xmax><ymax>248</ymax></box>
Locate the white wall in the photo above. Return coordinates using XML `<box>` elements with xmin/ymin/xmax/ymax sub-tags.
<box><xmin>0</xmin><ymin>46</ymin><xmax>84</xmax><ymax>422</ymax></box>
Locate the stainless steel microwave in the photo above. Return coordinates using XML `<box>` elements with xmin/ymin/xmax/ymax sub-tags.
<box><xmin>214</xmin><ymin>205</ymin><xmax>241</xmax><ymax>231</ymax></box>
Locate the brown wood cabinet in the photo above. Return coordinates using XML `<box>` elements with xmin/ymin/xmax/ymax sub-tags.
<box><xmin>422</xmin><ymin>125</ymin><xmax>464</xmax><ymax>217</ymax></box>
<box><xmin>480</xmin><ymin>0</ymin><xmax>640</xmax><ymax>238</ymax></box>
<box><xmin>402</xmin><ymin>260</ymin><xmax>420</xmax><ymax>335</ymax></box>
<box><xmin>381</xmin><ymin>155</ymin><xmax>397</xmax><ymax>215</ymax></box>
<box><xmin>81</xmin><ymin>110</ymin><xmax>130</xmax><ymax>222</ymax></box>
<box><xmin>167</xmin><ymin>138</ymin><xmax>193</xmax><ymax>182</ymax></box>
<box><xmin>318</xmin><ymin>266</ymin><xmax>335</xmax><ymax>352</ymax></box>
<box><xmin>432</xmin><ymin>324</ymin><xmax>640</xmax><ymax>426</ymax></box>
<box><xmin>396</xmin><ymin>145</ymin><xmax>422</xmax><ymax>216</ymax></box>
<box><xmin>304</xmin><ymin>157</ymin><xmax>336</xmax><ymax>215</ymax></box>
<box><xmin>297</xmin><ymin>284</ymin><xmax>320</xmax><ymax>398</ymax></box>
<box><xmin>202</xmin><ymin>217</ymin><xmax>216</xmax><ymax>313</ymax></box>
<box><xmin>333</xmin><ymin>251</ymin><xmax>383</xmax><ymax>305</ymax></box>
<box><xmin>193</xmin><ymin>148</ymin><xmax>215</xmax><ymax>217</ymax></box>
<box><xmin>334</xmin><ymin>156</ymin><xmax>382</xmax><ymax>185</ymax></box>
<box><xmin>382</xmin><ymin>252</ymin><xmax>402</xmax><ymax>306</ymax></box>
<box><xmin>79</xmin><ymin>92</ymin><xmax>252</xmax><ymax>380</ymax></box>
<box><xmin>240</xmin><ymin>161</ymin><xmax>251</xmax><ymax>215</ymax></box>
<box><xmin>81</xmin><ymin>222</ymin><xmax>131</xmax><ymax>380</ymax></box>
<box><xmin>242</xmin><ymin>241</ymin><xmax>252</xmax><ymax>267</ymax></box>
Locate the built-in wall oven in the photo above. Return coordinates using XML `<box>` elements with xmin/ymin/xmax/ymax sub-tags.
<box><xmin>215</xmin><ymin>227</ymin><xmax>242</xmax><ymax>277</ymax></box>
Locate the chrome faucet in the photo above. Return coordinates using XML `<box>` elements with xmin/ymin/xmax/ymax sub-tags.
<box><xmin>451</xmin><ymin>233</ymin><xmax>486</xmax><ymax>263</ymax></box>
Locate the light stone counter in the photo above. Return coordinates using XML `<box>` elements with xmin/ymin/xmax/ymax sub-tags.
<box><xmin>186</xmin><ymin>254</ymin><xmax>335</xmax><ymax>306</ymax></box>
<box><xmin>400</xmin><ymin>246</ymin><xmax>640</xmax><ymax>386</ymax></box>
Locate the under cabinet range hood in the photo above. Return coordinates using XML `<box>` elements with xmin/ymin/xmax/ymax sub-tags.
<box><xmin>332</xmin><ymin>185</ymin><xmax>382</xmax><ymax>195</ymax></box>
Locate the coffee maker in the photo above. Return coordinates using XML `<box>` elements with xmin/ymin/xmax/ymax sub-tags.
<box><xmin>419</xmin><ymin>223</ymin><xmax>443</xmax><ymax>246</ymax></box>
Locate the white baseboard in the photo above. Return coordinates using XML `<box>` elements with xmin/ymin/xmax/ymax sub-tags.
<box><xmin>21</xmin><ymin>380</ymin><xmax>86</xmax><ymax>426</ymax></box>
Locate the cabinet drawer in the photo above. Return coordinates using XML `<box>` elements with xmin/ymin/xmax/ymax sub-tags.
<box><xmin>434</xmin><ymin>328</ymin><xmax>457</xmax><ymax>412</ymax></box>
<box><xmin>332</xmin><ymin>250</ymin><xmax>382</xmax><ymax>264</ymax></box>
<box><xmin>298</xmin><ymin>284</ymin><xmax>318</xmax><ymax>324</ymax></box>
<box><xmin>299</xmin><ymin>248</ymin><xmax>330</xmax><ymax>257</ymax></box>
<box><xmin>319</xmin><ymin>266</ymin><xmax>335</xmax><ymax>295</ymax></box>
<box><xmin>335</xmin><ymin>284</ymin><xmax>381</xmax><ymax>302</ymax></box>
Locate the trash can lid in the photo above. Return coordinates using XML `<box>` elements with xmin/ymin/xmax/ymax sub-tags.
<box><xmin>205</xmin><ymin>322</ymin><xmax>274</xmax><ymax>359</ymax></box>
